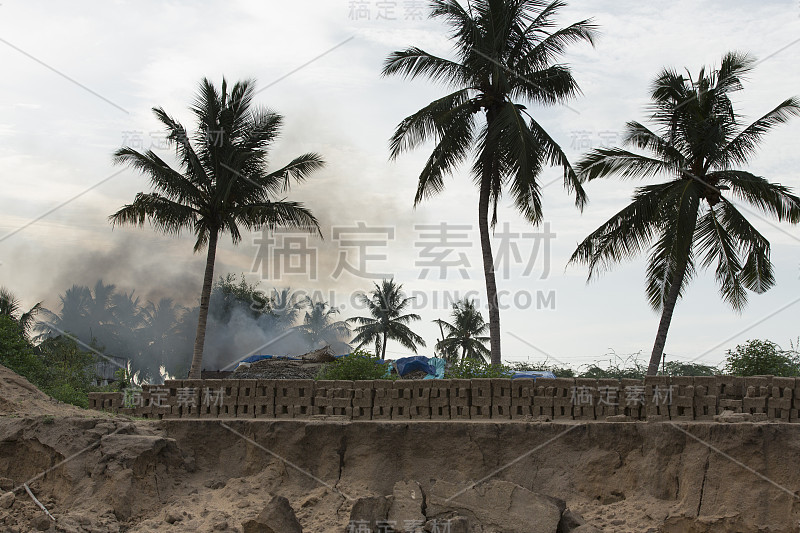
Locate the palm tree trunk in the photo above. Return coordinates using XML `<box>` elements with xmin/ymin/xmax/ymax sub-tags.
<box><xmin>188</xmin><ymin>229</ymin><xmax>218</xmax><ymax>379</ymax></box>
<box><xmin>479</xmin><ymin>109</ymin><xmax>502</xmax><ymax>366</ymax></box>
<box><xmin>381</xmin><ymin>330</ymin><xmax>387</xmax><ymax>359</ymax></box>
<box><xmin>647</xmin><ymin>254</ymin><xmax>690</xmax><ymax>376</ymax></box>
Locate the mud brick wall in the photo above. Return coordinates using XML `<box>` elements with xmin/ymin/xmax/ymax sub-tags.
<box><xmin>88</xmin><ymin>376</ymin><xmax>800</xmax><ymax>423</ymax></box>
<box><xmin>351</xmin><ymin>381</ymin><xmax>373</xmax><ymax>420</ymax></box>
<box><xmin>448</xmin><ymin>379</ymin><xmax>471</xmax><ymax>420</ymax></box>
<box><xmin>510</xmin><ymin>378</ymin><xmax>535</xmax><ymax>419</ymax></box>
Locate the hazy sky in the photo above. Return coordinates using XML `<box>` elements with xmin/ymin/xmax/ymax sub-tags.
<box><xmin>1</xmin><ymin>0</ymin><xmax>799</xmax><ymax>370</ymax></box>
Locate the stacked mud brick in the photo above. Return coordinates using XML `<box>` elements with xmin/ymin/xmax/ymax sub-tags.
<box><xmin>572</xmin><ymin>378</ymin><xmax>597</xmax><ymax>420</ymax></box>
<box><xmin>313</xmin><ymin>381</ymin><xmax>354</xmax><ymax>417</ymax></box>
<box><xmin>408</xmin><ymin>380</ymin><xmax>432</xmax><ymax>420</ymax></box>
<box><xmin>371</xmin><ymin>381</ymin><xmax>393</xmax><ymax>420</ymax></box>
<box><xmin>469</xmin><ymin>379</ymin><xmax>492</xmax><ymax>419</ymax></box>
<box><xmin>743</xmin><ymin>376</ymin><xmax>770</xmax><ymax>416</ymax></box>
<box><xmin>491</xmin><ymin>379</ymin><xmax>513</xmax><ymax>419</ymax></box>
<box><xmin>531</xmin><ymin>378</ymin><xmax>555</xmax><ymax>418</ymax></box>
<box><xmin>351</xmin><ymin>381</ymin><xmax>373</xmax><ymax>420</ymax></box>
<box><xmin>274</xmin><ymin>380</ymin><xmax>314</xmax><ymax>418</ymax></box>
<box><xmin>718</xmin><ymin>375</ymin><xmax>744</xmax><ymax>412</ymax></box>
<box><xmin>510</xmin><ymin>378</ymin><xmax>535</xmax><ymax>419</ymax></box>
<box><xmin>429</xmin><ymin>381</ymin><xmax>450</xmax><ymax>420</ymax></box>
<box><xmin>88</xmin><ymin>376</ymin><xmax>800</xmax><ymax>422</ymax></box>
<box><xmin>595</xmin><ymin>379</ymin><xmax>621</xmax><ymax>418</ymax></box>
<box><xmin>768</xmin><ymin>377</ymin><xmax>793</xmax><ymax>421</ymax></box>
<box><xmin>693</xmin><ymin>377</ymin><xmax>719</xmax><ymax>420</ymax></box>
<box><xmin>448</xmin><ymin>380</ymin><xmax>471</xmax><ymax>420</ymax></box>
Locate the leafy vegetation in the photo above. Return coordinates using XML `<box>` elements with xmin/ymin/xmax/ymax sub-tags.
<box><xmin>723</xmin><ymin>340</ymin><xmax>800</xmax><ymax>377</ymax></box>
<box><xmin>509</xmin><ymin>361</ymin><xmax>575</xmax><ymax>378</ymax></box>
<box><xmin>0</xmin><ymin>315</ymin><xmax>47</xmax><ymax>385</ymax></box>
<box><xmin>661</xmin><ymin>361</ymin><xmax>718</xmax><ymax>377</ymax></box>
<box><xmin>444</xmin><ymin>358</ymin><xmax>514</xmax><ymax>379</ymax></box>
<box><xmin>0</xmin><ymin>315</ymin><xmax>97</xmax><ymax>407</ymax></box>
<box><xmin>315</xmin><ymin>350</ymin><xmax>393</xmax><ymax>381</ymax></box>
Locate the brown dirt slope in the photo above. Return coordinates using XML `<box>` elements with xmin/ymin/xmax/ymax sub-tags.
<box><xmin>0</xmin><ymin>363</ymin><xmax>96</xmax><ymax>417</ymax></box>
<box><xmin>2</xmin><ymin>364</ymin><xmax>800</xmax><ymax>533</ymax></box>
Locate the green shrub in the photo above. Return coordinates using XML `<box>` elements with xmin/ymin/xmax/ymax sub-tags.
<box><xmin>0</xmin><ymin>315</ymin><xmax>47</xmax><ymax>384</ymax></box>
<box><xmin>316</xmin><ymin>350</ymin><xmax>392</xmax><ymax>380</ymax></box>
<box><xmin>661</xmin><ymin>361</ymin><xmax>718</xmax><ymax>376</ymax></box>
<box><xmin>46</xmin><ymin>383</ymin><xmax>89</xmax><ymax>408</ymax></box>
<box><xmin>724</xmin><ymin>340</ymin><xmax>800</xmax><ymax>377</ymax></box>
<box><xmin>509</xmin><ymin>361</ymin><xmax>575</xmax><ymax>378</ymax></box>
<box><xmin>444</xmin><ymin>358</ymin><xmax>513</xmax><ymax>379</ymax></box>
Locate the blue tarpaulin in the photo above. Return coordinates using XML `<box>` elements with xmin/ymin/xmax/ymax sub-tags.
<box><xmin>395</xmin><ymin>356</ymin><xmax>436</xmax><ymax>377</ymax></box>
<box><xmin>240</xmin><ymin>354</ymin><xmax>301</xmax><ymax>363</ymax></box>
<box><xmin>423</xmin><ymin>357</ymin><xmax>447</xmax><ymax>379</ymax></box>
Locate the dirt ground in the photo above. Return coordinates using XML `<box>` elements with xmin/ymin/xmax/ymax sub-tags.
<box><xmin>2</xmin><ymin>364</ymin><xmax>800</xmax><ymax>533</ymax></box>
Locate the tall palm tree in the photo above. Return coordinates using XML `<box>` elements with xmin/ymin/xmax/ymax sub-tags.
<box><xmin>110</xmin><ymin>78</ymin><xmax>324</xmax><ymax>378</ymax></box>
<box><xmin>349</xmin><ymin>279</ymin><xmax>426</xmax><ymax>359</ymax></box>
<box><xmin>434</xmin><ymin>298</ymin><xmax>490</xmax><ymax>363</ymax></box>
<box><xmin>569</xmin><ymin>52</ymin><xmax>800</xmax><ymax>375</ymax></box>
<box><xmin>384</xmin><ymin>0</ymin><xmax>597</xmax><ymax>365</ymax></box>
<box><xmin>293</xmin><ymin>299</ymin><xmax>351</xmax><ymax>353</ymax></box>
<box><xmin>0</xmin><ymin>287</ymin><xmax>41</xmax><ymax>337</ymax></box>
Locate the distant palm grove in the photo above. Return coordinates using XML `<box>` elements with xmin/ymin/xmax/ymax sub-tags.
<box><xmin>2</xmin><ymin>0</ymin><xmax>799</xmax><ymax>395</ymax></box>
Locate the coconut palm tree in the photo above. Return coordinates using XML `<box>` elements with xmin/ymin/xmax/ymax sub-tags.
<box><xmin>349</xmin><ymin>279</ymin><xmax>426</xmax><ymax>358</ymax></box>
<box><xmin>0</xmin><ymin>287</ymin><xmax>41</xmax><ymax>337</ymax></box>
<box><xmin>384</xmin><ymin>0</ymin><xmax>597</xmax><ymax>365</ymax></box>
<box><xmin>569</xmin><ymin>52</ymin><xmax>800</xmax><ymax>375</ymax></box>
<box><xmin>434</xmin><ymin>298</ymin><xmax>490</xmax><ymax>363</ymax></box>
<box><xmin>294</xmin><ymin>299</ymin><xmax>351</xmax><ymax>353</ymax></box>
<box><xmin>37</xmin><ymin>281</ymin><xmax>115</xmax><ymax>344</ymax></box>
<box><xmin>110</xmin><ymin>77</ymin><xmax>323</xmax><ymax>378</ymax></box>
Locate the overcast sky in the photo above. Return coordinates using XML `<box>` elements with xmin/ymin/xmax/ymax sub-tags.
<box><xmin>1</xmin><ymin>0</ymin><xmax>799</xmax><ymax>370</ymax></box>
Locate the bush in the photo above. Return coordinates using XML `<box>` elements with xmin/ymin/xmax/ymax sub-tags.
<box><xmin>661</xmin><ymin>361</ymin><xmax>718</xmax><ymax>376</ymax></box>
<box><xmin>578</xmin><ymin>352</ymin><xmax>646</xmax><ymax>379</ymax></box>
<box><xmin>316</xmin><ymin>350</ymin><xmax>392</xmax><ymax>380</ymax></box>
<box><xmin>36</xmin><ymin>336</ymin><xmax>97</xmax><ymax>391</ymax></box>
<box><xmin>509</xmin><ymin>361</ymin><xmax>575</xmax><ymax>378</ymax></box>
<box><xmin>0</xmin><ymin>315</ymin><xmax>48</xmax><ymax>385</ymax></box>
<box><xmin>444</xmin><ymin>358</ymin><xmax>513</xmax><ymax>379</ymax></box>
<box><xmin>47</xmin><ymin>383</ymin><xmax>89</xmax><ymax>408</ymax></box>
<box><xmin>723</xmin><ymin>340</ymin><xmax>800</xmax><ymax>377</ymax></box>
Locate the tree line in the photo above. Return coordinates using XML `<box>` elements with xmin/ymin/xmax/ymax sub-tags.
<box><xmin>6</xmin><ymin>1</ymin><xmax>800</xmax><ymax>384</ymax></box>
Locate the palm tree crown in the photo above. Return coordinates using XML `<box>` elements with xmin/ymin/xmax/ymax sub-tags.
<box><xmin>349</xmin><ymin>279</ymin><xmax>426</xmax><ymax>359</ymax></box>
<box><xmin>434</xmin><ymin>298</ymin><xmax>490</xmax><ymax>363</ymax></box>
<box><xmin>0</xmin><ymin>287</ymin><xmax>41</xmax><ymax>337</ymax></box>
<box><xmin>384</xmin><ymin>0</ymin><xmax>597</xmax><ymax>364</ymax></box>
<box><xmin>110</xmin><ymin>78</ymin><xmax>324</xmax><ymax>378</ymax></box>
<box><xmin>569</xmin><ymin>52</ymin><xmax>800</xmax><ymax>375</ymax></box>
<box><xmin>294</xmin><ymin>299</ymin><xmax>351</xmax><ymax>353</ymax></box>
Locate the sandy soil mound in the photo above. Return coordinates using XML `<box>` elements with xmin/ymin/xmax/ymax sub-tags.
<box><xmin>0</xmin><ymin>364</ymin><xmax>96</xmax><ymax>418</ymax></box>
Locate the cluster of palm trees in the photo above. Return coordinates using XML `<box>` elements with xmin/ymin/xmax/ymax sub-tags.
<box><xmin>2</xmin><ymin>274</ymin><xmax>490</xmax><ymax>385</ymax></box>
<box><xmin>109</xmin><ymin>0</ymin><xmax>799</xmax><ymax>378</ymax></box>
